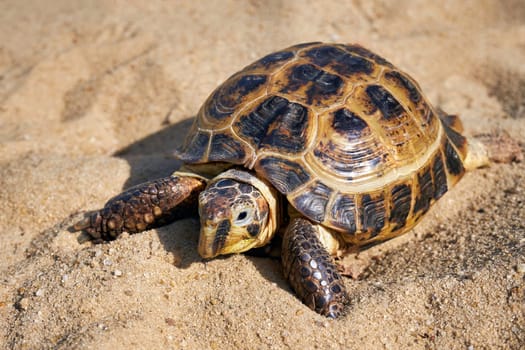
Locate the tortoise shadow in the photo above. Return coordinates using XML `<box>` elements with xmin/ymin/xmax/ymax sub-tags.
<box><xmin>66</xmin><ymin>116</ymin><xmax>203</xmax><ymax>268</ymax></box>
<box><xmin>113</xmin><ymin>117</ymin><xmax>194</xmax><ymax>189</ymax></box>
<box><xmin>111</xmin><ymin>116</ymin><xmax>203</xmax><ymax>267</ymax></box>
<box><xmin>153</xmin><ymin>219</ymin><xmax>289</xmax><ymax>295</ymax></box>
<box><xmin>109</xmin><ymin>117</ymin><xmax>289</xmax><ymax>289</ymax></box>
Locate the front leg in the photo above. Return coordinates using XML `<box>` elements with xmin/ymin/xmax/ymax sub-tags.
<box><xmin>282</xmin><ymin>218</ymin><xmax>348</xmax><ymax>318</ymax></box>
<box><xmin>73</xmin><ymin>174</ymin><xmax>206</xmax><ymax>240</ymax></box>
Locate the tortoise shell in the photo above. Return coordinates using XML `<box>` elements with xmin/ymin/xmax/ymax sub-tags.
<box><xmin>177</xmin><ymin>42</ymin><xmax>469</xmax><ymax>246</ymax></box>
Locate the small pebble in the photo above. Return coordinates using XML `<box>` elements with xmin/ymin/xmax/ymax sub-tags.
<box><xmin>35</xmin><ymin>289</ymin><xmax>44</xmax><ymax>297</ymax></box>
<box><xmin>18</xmin><ymin>298</ymin><xmax>29</xmax><ymax>310</ymax></box>
<box><xmin>103</xmin><ymin>258</ymin><xmax>112</xmax><ymax>266</ymax></box>
<box><xmin>516</xmin><ymin>263</ymin><xmax>525</xmax><ymax>274</ymax></box>
<box><xmin>113</xmin><ymin>269</ymin><xmax>123</xmax><ymax>277</ymax></box>
<box><xmin>61</xmin><ymin>274</ymin><xmax>69</xmax><ymax>283</ymax></box>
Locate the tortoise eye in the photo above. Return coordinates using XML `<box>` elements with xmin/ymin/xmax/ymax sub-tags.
<box><xmin>236</xmin><ymin>211</ymin><xmax>248</xmax><ymax>221</ymax></box>
<box><xmin>233</xmin><ymin>208</ymin><xmax>253</xmax><ymax>226</ymax></box>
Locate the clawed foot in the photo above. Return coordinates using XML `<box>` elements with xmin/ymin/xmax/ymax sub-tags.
<box><xmin>73</xmin><ymin>174</ymin><xmax>206</xmax><ymax>240</ymax></box>
<box><xmin>282</xmin><ymin>218</ymin><xmax>348</xmax><ymax>318</ymax></box>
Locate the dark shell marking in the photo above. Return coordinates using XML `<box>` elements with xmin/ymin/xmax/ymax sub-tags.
<box><xmin>444</xmin><ymin>139</ymin><xmax>465</xmax><ymax>176</ymax></box>
<box><xmin>278</xmin><ymin>63</ymin><xmax>344</xmax><ymax>106</ymax></box>
<box><xmin>301</xmin><ymin>45</ymin><xmax>374</xmax><ymax>77</ymax></box>
<box><xmin>383</xmin><ymin>70</ymin><xmax>421</xmax><ymax>105</ymax></box>
<box><xmin>359</xmin><ymin>193</ymin><xmax>386</xmax><ymax>237</ymax></box>
<box><xmin>208</xmin><ymin>133</ymin><xmax>246</xmax><ymax>163</ymax></box>
<box><xmin>341</xmin><ymin>44</ymin><xmax>394</xmax><ymax>68</ymax></box>
<box><xmin>331</xmin><ymin>108</ymin><xmax>368</xmax><ymax>137</ymax></box>
<box><xmin>413</xmin><ymin>165</ymin><xmax>434</xmax><ymax>216</ymax></box>
<box><xmin>329</xmin><ymin>193</ymin><xmax>357</xmax><ymax>233</ymax></box>
<box><xmin>389</xmin><ymin>184</ymin><xmax>412</xmax><ymax>230</ymax></box>
<box><xmin>234</xmin><ymin>96</ymin><xmax>312</xmax><ymax>154</ymax></box>
<box><xmin>177</xmin><ymin>42</ymin><xmax>468</xmax><ymax>246</ymax></box>
<box><xmin>255</xmin><ymin>156</ymin><xmax>310</xmax><ymax>194</ymax></box>
<box><xmin>245</xmin><ymin>50</ymin><xmax>295</xmax><ymax>71</ymax></box>
<box><xmin>205</xmin><ymin>74</ymin><xmax>268</xmax><ymax>123</ymax></box>
<box><xmin>310</xmin><ymin>107</ymin><xmax>387</xmax><ymax>181</ymax></box>
<box><xmin>291</xmin><ymin>181</ymin><xmax>333</xmax><ymax>223</ymax></box>
<box><xmin>366</xmin><ymin>84</ymin><xmax>405</xmax><ymax>120</ymax></box>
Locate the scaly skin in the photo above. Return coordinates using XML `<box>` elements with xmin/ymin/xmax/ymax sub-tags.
<box><xmin>282</xmin><ymin>218</ymin><xmax>348</xmax><ymax>318</ymax></box>
<box><xmin>74</xmin><ymin>175</ymin><xmax>206</xmax><ymax>240</ymax></box>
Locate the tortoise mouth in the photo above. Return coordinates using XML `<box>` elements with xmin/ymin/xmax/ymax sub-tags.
<box><xmin>198</xmin><ymin>220</ymin><xmax>230</xmax><ymax>259</ymax></box>
<box><xmin>198</xmin><ymin>219</ymin><xmax>263</xmax><ymax>259</ymax></box>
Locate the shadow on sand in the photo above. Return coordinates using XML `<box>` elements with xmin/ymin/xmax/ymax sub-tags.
<box><xmin>95</xmin><ymin>116</ymin><xmax>291</xmax><ymax>290</ymax></box>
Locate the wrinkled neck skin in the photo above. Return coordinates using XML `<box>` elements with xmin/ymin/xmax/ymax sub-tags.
<box><xmin>195</xmin><ymin>169</ymin><xmax>281</xmax><ymax>258</ymax></box>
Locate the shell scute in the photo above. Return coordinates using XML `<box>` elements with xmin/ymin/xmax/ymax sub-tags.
<box><xmin>208</xmin><ymin>132</ymin><xmax>247</xmax><ymax>164</ymax></box>
<box><xmin>244</xmin><ymin>50</ymin><xmax>295</xmax><ymax>72</ymax></box>
<box><xmin>432</xmin><ymin>152</ymin><xmax>448</xmax><ymax>200</ymax></box>
<box><xmin>383</xmin><ymin>70</ymin><xmax>422</xmax><ymax>105</ymax></box>
<box><xmin>359</xmin><ymin>192</ymin><xmax>386</xmax><ymax>237</ymax></box>
<box><xmin>379</xmin><ymin>70</ymin><xmax>440</xmax><ymax>144</ymax></box>
<box><xmin>274</xmin><ymin>63</ymin><xmax>345</xmax><ymax>107</ymax></box>
<box><xmin>328</xmin><ymin>193</ymin><xmax>357</xmax><ymax>233</ymax></box>
<box><xmin>413</xmin><ymin>165</ymin><xmax>434</xmax><ymax>216</ymax></box>
<box><xmin>389</xmin><ymin>183</ymin><xmax>412</xmax><ymax>230</ymax></box>
<box><xmin>443</xmin><ymin>139</ymin><xmax>464</xmax><ymax>176</ymax></box>
<box><xmin>367</xmin><ymin>74</ymin><xmax>439</xmax><ymax>161</ymax></box>
<box><xmin>177</xmin><ymin>129</ymin><xmax>210</xmax><ymax>163</ymax></box>
<box><xmin>291</xmin><ymin>181</ymin><xmax>333</xmax><ymax>223</ymax></box>
<box><xmin>340</xmin><ymin>44</ymin><xmax>394</xmax><ymax>68</ymax></box>
<box><xmin>255</xmin><ymin>156</ymin><xmax>310</xmax><ymax>194</ymax></box>
<box><xmin>201</xmin><ymin>73</ymin><xmax>268</xmax><ymax>128</ymax></box>
<box><xmin>441</xmin><ymin>120</ymin><xmax>468</xmax><ymax>159</ymax></box>
<box><xmin>234</xmin><ymin>96</ymin><xmax>312</xmax><ymax>154</ymax></box>
<box><xmin>300</xmin><ymin>44</ymin><xmax>375</xmax><ymax>77</ymax></box>
<box><xmin>307</xmin><ymin>108</ymin><xmax>390</xmax><ymax>182</ymax></box>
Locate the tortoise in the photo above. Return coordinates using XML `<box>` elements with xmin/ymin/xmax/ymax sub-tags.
<box><xmin>74</xmin><ymin>42</ymin><xmax>492</xmax><ymax>318</ymax></box>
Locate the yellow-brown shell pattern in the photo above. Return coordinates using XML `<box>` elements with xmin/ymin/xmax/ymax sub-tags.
<box><xmin>177</xmin><ymin>42</ymin><xmax>469</xmax><ymax>246</ymax></box>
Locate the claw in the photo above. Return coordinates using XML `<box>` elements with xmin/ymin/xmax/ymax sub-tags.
<box><xmin>70</xmin><ymin>210</ymin><xmax>104</xmax><ymax>239</ymax></box>
<box><xmin>72</xmin><ymin>216</ymin><xmax>91</xmax><ymax>232</ymax></box>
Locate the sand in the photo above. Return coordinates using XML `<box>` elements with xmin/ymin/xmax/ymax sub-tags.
<box><xmin>1</xmin><ymin>0</ymin><xmax>524</xmax><ymax>348</ymax></box>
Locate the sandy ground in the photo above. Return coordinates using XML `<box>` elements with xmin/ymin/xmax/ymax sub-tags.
<box><xmin>1</xmin><ymin>0</ymin><xmax>524</xmax><ymax>348</ymax></box>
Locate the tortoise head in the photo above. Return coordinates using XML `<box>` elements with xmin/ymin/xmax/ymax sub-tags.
<box><xmin>197</xmin><ymin>170</ymin><xmax>279</xmax><ymax>259</ymax></box>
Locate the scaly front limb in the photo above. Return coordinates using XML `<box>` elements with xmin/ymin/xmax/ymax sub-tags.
<box><xmin>282</xmin><ymin>218</ymin><xmax>348</xmax><ymax>318</ymax></box>
<box><xmin>73</xmin><ymin>174</ymin><xmax>207</xmax><ymax>240</ymax></box>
